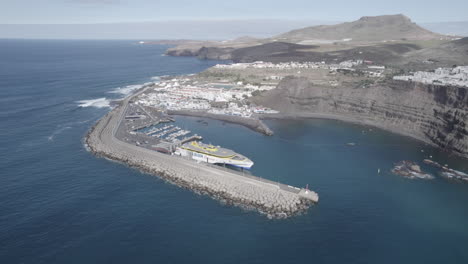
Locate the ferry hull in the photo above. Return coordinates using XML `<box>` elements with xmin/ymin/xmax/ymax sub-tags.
<box><xmin>174</xmin><ymin>144</ymin><xmax>254</xmax><ymax>169</ymax></box>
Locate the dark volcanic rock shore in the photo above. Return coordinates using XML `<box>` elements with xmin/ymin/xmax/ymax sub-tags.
<box><xmin>253</xmin><ymin>77</ymin><xmax>468</xmax><ymax>158</ymax></box>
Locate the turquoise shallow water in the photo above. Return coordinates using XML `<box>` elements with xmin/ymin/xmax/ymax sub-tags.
<box><xmin>1</xmin><ymin>39</ymin><xmax>468</xmax><ymax>264</ymax></box>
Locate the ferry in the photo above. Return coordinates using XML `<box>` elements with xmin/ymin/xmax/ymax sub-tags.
<box><xmin>174</xmin><ymin>141</ymin><xmax>254</xmax><ymax>169</ymax></box>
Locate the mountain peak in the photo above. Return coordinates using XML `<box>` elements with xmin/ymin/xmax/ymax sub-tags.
<box><xmin>276</xmin><ymin>14</ymin><xmax>441</xmax><ymax>42</ymax></box>
<box><xmin>358</xmin><ymin>14</ymin><xmax>410</xmax><ymax>22</ymax></box>
<box><xmin>355</xmin><ymin>14</ymin><xmax>414</xmax><ymax>27</ymax></box>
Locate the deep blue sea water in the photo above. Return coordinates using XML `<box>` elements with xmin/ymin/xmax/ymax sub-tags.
<box><xmin>1</xmin><ymin>39</ymin><xmax>468</xmax><ymax>264</ymax></box>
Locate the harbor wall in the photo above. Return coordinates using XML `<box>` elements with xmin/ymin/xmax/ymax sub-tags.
<box><xmin>85</xmin><ymin>101</ymin><xmax>317</xmax><ymax>218</ymax></box>
<box><xmin>167</xmin><ymin>110</ymin><xmax>274</xmax><ymax>136</ymax></box>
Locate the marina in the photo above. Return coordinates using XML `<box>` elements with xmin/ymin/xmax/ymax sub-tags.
<box><xmin>120</xmin><ymin>93</ymin><xmax>262</xmax><ymax>169</ymax></box>
<box><xmin>87</xmin><ymin>85</ymin><xmax>319</xmax><ymax>218</ymax></box>
<box><xmin>126</xmin><ymin>111</ymin><xmax>255</xmax><ymax>168</ymax></box>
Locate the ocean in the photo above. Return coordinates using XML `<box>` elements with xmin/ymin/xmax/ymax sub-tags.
<box><xmin>1</xmin><ymin>39</ymin><xmax>468</xmax><ymax>264</ymax></box>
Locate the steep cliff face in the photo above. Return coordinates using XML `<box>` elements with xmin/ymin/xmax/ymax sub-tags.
<box><xmin>196</xmin><ymin>47</ymin><xmax>234</xmax><ymax>60</ymax></box>
<box><xmin>165</xmin><ymin>46</ymin><xmax>234</xmax><ymax>60</ymax></box>
<box><xmin>253</xmin><ymin>76</ymin><xmax>468</xmax><ymax>158</ymax></box>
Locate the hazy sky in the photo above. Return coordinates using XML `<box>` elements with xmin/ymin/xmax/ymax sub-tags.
<box><xmin>1</xmin><ymin>0</ymin><xmax>468</xmax><ymax>24</ymax></box>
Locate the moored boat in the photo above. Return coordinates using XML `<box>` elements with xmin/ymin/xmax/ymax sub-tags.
<box><xmin>174</xmin><ymin>141</ymin><xmax>254</xmax><ymax>169</ymax></box>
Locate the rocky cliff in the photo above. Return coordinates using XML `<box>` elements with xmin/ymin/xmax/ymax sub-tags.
<box><xmin>165</xmin><ymin>46</ymin><xmax>235</xmax><ymax>60</ymax></box>
<box><xmin>253</xmin><ymin>76</ymin><xmax>468</xmax><ymax>158</ymax></box>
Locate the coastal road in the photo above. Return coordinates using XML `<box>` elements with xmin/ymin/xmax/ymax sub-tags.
<box><xmin>114</xmin><ymin>89</ymin><xmax>308</xmax><ymax>195</ymax></box>
<box><xmin>87</xmin><ymin>86</ymin><xmax>318</xmax><ymax>216</ymax></box>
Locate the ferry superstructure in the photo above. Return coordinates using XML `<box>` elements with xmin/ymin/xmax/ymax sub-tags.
<box><xmin>174</xmin><ymin>141</ymin><xmax>254</xmax><ymax>169</ymax></box>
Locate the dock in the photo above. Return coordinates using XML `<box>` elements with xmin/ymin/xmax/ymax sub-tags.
<box><xmin>86</xmin><ymin>87</ymin><xmax>318</xmax><ymax>218</ymax></box>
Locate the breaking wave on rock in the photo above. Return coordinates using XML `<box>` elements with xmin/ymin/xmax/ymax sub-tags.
<box><xmin>108</xmin><ymin>84</ymin><xmax>144</xmax><ymax>95</ymax></box>
<box><xmin>109</xmin><ymin>81</ymin><xmax>157</xmax><ymax>96</ymax></box>
<box><xmin>77</xmin><ymin>98</ymin><xmax>111</xmax><ymax>108</ymax></box>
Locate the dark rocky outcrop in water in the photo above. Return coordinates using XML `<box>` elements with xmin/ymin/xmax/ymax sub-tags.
<box><xmin>391</xmin><ymin>161</ymin><xmax>434</xmax><ymax>179</ymax></box>
<box><xmin>253</xmin><ymin>77</ymin><xmax>468</xmax><ymax>158</ymax></box>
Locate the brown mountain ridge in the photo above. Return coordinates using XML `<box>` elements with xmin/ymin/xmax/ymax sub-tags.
<box><xmin>274</xmin><ymin>14</ymin><xmax>443</xmax><ymax>43</ymax></box>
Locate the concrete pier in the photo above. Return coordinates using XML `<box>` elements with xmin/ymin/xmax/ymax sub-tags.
<box><xmin>85</xmin><ymin>89</ymin><xmax>318</xmax><ymax>218</ymax></box>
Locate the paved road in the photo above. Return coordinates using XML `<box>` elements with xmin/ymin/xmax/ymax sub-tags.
<box><xmin>93</xmin><ymin>87</ymin><xmax>318</xmax><ymax>204</ymax></box>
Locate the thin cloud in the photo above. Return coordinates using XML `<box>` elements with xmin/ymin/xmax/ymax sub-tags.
<box><xmin>69</xmin><ymin>0</ymin><xmax>121</xmax><ymax>4</ymax></box>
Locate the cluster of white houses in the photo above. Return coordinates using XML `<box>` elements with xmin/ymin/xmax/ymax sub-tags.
<box><xmin>214</xmin><ymin>60</ymin><xmax>386</xmax><ymax>78</ymax></box>
<box><xmin>214</xmin><ymin>61</ymin><xmax>365</xmax><ymax>70</ymax></box>
<box><xmin>135</xmin><ymin>78</ymin><xmax>278</xmax><ymax>117</ymax></box>
<box><xmin>393</xmin><ymin>66</ymin><xmax>468</xmax><ymax>87</ymax></box>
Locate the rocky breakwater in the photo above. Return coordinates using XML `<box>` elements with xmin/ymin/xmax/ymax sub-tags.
<box><xmin>85</xmin><ymin>103</ymin><xmax>316</xmax><ymax>218</ymax></box>
<box><xmin>167</xmin><ymin>110</ymin><xmax>274</xmax><ymax>136</ymax></box>
<box><xmin>253</xmin><ymin>76</ymin><xmax>468</xmax><ymax>159</ymax></box>
<box><xmin>424</xmin><ymin>159</ymin><xmax>468</xmax><ymax>182</ymax></box>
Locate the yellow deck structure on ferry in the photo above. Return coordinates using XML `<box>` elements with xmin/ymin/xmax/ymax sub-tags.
<box><xmin>181</xmin><ymin>141</ymin><xmax>240</xmax><ymax>159</ymax></box>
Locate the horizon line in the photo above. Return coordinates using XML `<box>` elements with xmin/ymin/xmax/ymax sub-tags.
<box><xmin>2</xmin><ymin>17</ymin><xmax>468</xmax><ymax>26</ymax></box>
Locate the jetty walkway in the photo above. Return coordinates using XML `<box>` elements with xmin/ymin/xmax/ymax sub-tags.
<box><xmin>86</xmin><ymin>87</ymin><xmax>318</xmax><ymax>218</ymax></box>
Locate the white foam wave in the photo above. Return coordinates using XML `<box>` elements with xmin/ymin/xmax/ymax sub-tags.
<box><xmin>109</xmin><ymin>81</ymin><xmax>158</xmax><ymax>96</ymax></box>
<box><xmin>48</xmin><ymin>126</ymin><xmax>71</xmax><ymax>141</ymax></box>
<box><xmin>109</xmin><ymin>84</ymin><xmax>144</xmax><ymax>95</ymax></box>
<box><xmin>77</xmin><ymin>98</ymin><xmax>111</xmax><ymax>108</ymax></box>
